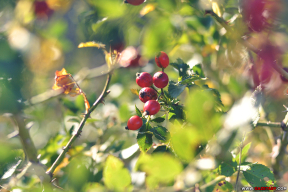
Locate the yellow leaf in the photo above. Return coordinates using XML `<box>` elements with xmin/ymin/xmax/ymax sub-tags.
<box><xmin>130</xmin><ymin>88</ymin><xmax>139</xmax><ymax>96</ymax></box>
<box><xmin>81</xmin><ymin>93</ymin><xmax>90</xmax><ymax>114</ymax></box>
<box><xmin>212</xmin><ymin>2</ymin><xmax>222</xmax><ymax>17</ymax></box>
<box><xmin>52</xmin><ymin>68</ymin><xmax>80</xmax><ymax>96</ymax></box>
<box><xmin>78</xmin><ymin>41</ymin><xmax>106</xmax><ymax>49</ymax></box>
<box><xmin>140</xmin><ymin>4</ymin><xmax>155</xmax><ymax>16</ymax></box>
<box><xmin>53</xmin><ymin>157</ymin><xmax>69</xmax><ymax>175</ymax></box>
<box><xmin>105</xmin><ymin>50</ymin><xmax>121</xmax><ymax>71</ymax></box>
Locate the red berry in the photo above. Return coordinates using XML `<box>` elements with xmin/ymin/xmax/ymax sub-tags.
<box><xmin>124</xmin><ymin>0</ymin><xmax>145</xmax><ymax>6</ymax></box>
<box><xmin>155</xmin><ymin>51</ymin><xmax>169</xmax><ymax>68</ymax></box>
<box><xmin>280</xmin><ymin>68</ymin><xmax>288</xmax><ymax>83</ymax></box>
<box><xmin>34</xmin><ymin>1</ymin><xmax>53</xmax><ymax>18</ymax></box>
<box><xmin>242</xmin><ymin>0</ymin><xmax>266</xmax><ymax>32</ymax></box>
<box><xmin>139</xmin><ymin>87</ymin><xmax>158</xmax><ymax>103</ymax></box>
<box><xmin>143</xmin><ymin>100</ymin><xmax>161</xmax><ymax>115</ymax></box>
<box><xmin>153</xmin><ymin>71</ymin><xmax>169</xmax><ymax>88</ymax></box>
<box><xmin>119</xmin><ymin>46</ymin><xmax>148</xmax><ymax>68</ymax></box>
<box><xmin>127</xmin><ymin>115</ymin><xmax>143</xmax><ymax>130</ymax></box>
<box><xmin>136</xmin><ymin>72</ymin><xmax>153</xmax><ymax>88</ymax></box>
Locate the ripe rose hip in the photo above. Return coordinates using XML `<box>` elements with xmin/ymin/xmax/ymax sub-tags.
<box><xmin>124</xmin><ymin>0</ymin><xmax>145</xmax><ymax>6</ymax></box>
<box><xmin>126</xmin><ymin>115</ymin><xmax>143</xmax><ymax>130</ymax></box>
<box><xmin>242</xmin><ymin>0</ymin><xmax>266</xmax><ymax>32</ymax></box>
<box><xmin>155</xmin><ymin>51</ymin><xmax>169</xmax><ymax>68</ymax></box>
<box><xmin>153</xmin><ymin>71</ymin><xmax>169</xmax><ymax>88</ymax></box>
<box><xmin>139</xmin><ymin>87</ymin><xmax>158</xmax><ymax>103</ymax></box>
<box><xmin>34</xmin><ymin>1</ymin><xmax>53</xmax><ymax>18</ymax></box>
<box><xmin>280</xmin><ymin>68</ymin><xmax>288</xmax><ymax>83</ymax></box>
<box><xmin>143</xmin><ymin>100</ymin><xmax>160</xmax><ymax>115</ymax></box>
<box><xmin>136</xmin><ymin>72</ymin><xmax>153</xmax><ymax>87</ymax></box>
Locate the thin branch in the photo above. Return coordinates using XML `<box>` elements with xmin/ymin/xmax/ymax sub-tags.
<box><xmin>255</xmin><ymin>121</ymin><xmax>282</xmax><ymax>128</ymax></box>
<box><xmin>235</xmin><ymin>133</ymin><xmax>246</xmax><ymax>191</ymax></box>
<box><xmin>24</xmin><ymin>64</ymin><xmax>110</xmax><ymax>106</ymax></box>
<box><xmin>45</xmin><ymin>73</ymin><xmax>112</xmax><ymax>178</ymax></box>
<box><xmin>272</xmin><ymin>111</ymin><xmax>288</xmax><ymax>179</ymax></box>
<box><xmin>14</xmin><ymin>114</ymin><xmax>38</xmax><ymax>163</ymax></box>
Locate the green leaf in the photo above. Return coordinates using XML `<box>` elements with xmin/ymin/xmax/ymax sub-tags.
<box><xmin>169</xmin><ymin>105</ymin><xmax>185</xmax><ymax>121</ymax></box>
<box><xmin>192</xmin><ymin>64</ymin><xmax>205</xmax><ymax>78</ymax></box>
<box><xmin>168</xmin><ymin>81</ymin><xmax>186</xmax><ymax>98</ymax></box>
<box><xmin>185</xmin><ymin>89</ymin><xmax>222</xmax><ymax>141</ymax></box>
<box><xmin>89</xmin><ymin>0</ymin><xmax>125</xmax><ymax>18</ymax></box>
<box><xmin>180</xmin><ymin>75</ymin><xmax>203</xmax><ymax>84</ymax></box>
<box><xmin>168</xmin><ymin>112</ymin><xmax>176</xmax><ymax>120</ymax></box>
<box><xmin>235</xmin><ymin>142</ymin><xmax>251</xmax><ymax>164</ymax></box>
<box><xmin>202</xmin><ymin>85</ymin><xmax>224</xmax><ymax>108</ymax></box>
<box><xmin>170</xmin><ymin>58</ymin><xmax>190</xmax><ymax>78</ymax></box>
<box><xmin>135</xmin><ymin>153</ymin><xmax>182</xmax><ymax>189</ymax></box>
<box><xmin>86</xmin><ymin>118</ymin><xmax>100</xmax><ymax>124</ymax></box>
<box><xmin>137</xmin><ymin>123</ymin><xmax>153</xmax><ymax>152</ymax></box>
<box><xmin>151</xmin><ymin>116</ymin><xmax>165</xmax><ymax>123</ymax></box>
<box><xmin>243</xmin><ymin>164</ymin><xmax>275</xmax><ymax>188</ymax></box>
<box><xmin>135</xmin><ymin>105</ymin><xmax>142</xmax><ymax>117</ymax></box>
<box><xmin>219</xmin><ymin>161</ymin><xmax>237</xmax><ymax>176</ymax></box>
<box><xmin>103</xmin><ymin>155</ymin><xmax>132</xmax><ymax>191</ymax></box>
<box><xmin>151</xmin><ymin>126</ymin><xmax>170</xmax><ymax>142</ymax></box>
<box><xmin>119</xmin><ymin>104</ymin><xmax>131</xmax><ymax>121</ymax></box>
<box><xmin>171</xmin><ymin>127</ymin><xmax>198</xmax><ymax>162</ymax></box>
<box><xmin>152</xmin><ymin>146</ymin><xmax>172</xmax><ymax>154</ymax></box>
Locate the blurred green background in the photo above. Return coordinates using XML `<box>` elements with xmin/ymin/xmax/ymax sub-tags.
<box><xmin>1</xmin><ymin>0</ymin><xmax>288</xmax><ymax>191</ymax></box>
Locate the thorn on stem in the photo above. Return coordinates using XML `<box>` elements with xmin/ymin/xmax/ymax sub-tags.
<box><xmin>76</xmin><ymin>130</ymin><xmax>82</xmax><ymax>137</ymax></box>
<box><xmin>281</xmin><ymin>121</ymin><xmax>287</xmax><ymax>131</ymax></box>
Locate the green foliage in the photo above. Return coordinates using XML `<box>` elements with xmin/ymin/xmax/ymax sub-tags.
<box><xmin>135</xmin><ymin>105</ymin><xmax>142</xmax><ymax>117</ymax></box>
<box><xmin>137</xmin><ymin>121</ymin><xmax>153</xmax><ymax>152</ymax></box>
<box><xmin>119</xmin><ymin>103</ymin><xmax>132</xmax><ymax>121</ymax></box>
<box><xmin>2</xmin><ymin>0</ymin><xmax>288</xmax><ymax>191</ymax></box>
<box><xmin>185</xmin><ymin>89</ymin><xmax>222</xmax><ymax>141</ymax></box>
<box><xmin>136</xmin><ymin>153</ymin><xmax>182</xmax><ymax>189</ymax></box>
<box><xmin>219</xmin><ymin>160</ymin><xmax>237</xmax><ymax>177</ymax></box>
<box><xmin>169</xmin><ymin>59</ymin><xmax>205</xmax><ymax>98</ymax></box>
<box><xmin>171</xmin><ymin>126</ymin><xmax>198</xmax><ymax>162</ymax></box>
<box><xmin>168</xmin><ymin>81</ymin><xmax>186</xmax><ymax>98</ymax></box>
<box><xmin>103</xmin><ymin>155</ymin><xmax>132</xmax><ymax>191</ymax></box>
<box><xmin>151</xmin><ymin>116</ymin><xmax>166</xmax><ymax>123</ymax></box>
<box><xmin>243</xmin><ymin>164</ymin><xmax>276</xmax><ymax>188</ymax></box>
<box><xmin>151</xmin><ymin>126</ymin><xmax>170</xmax><ymax>142</ymax></box>
<box><xmin>234</xmin><ymin>142</ymin><xmax>251</xmax><ymax>164</ymax></box>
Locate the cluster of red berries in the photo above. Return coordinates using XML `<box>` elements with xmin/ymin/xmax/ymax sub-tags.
<box><xmin>126</xmin><ymin>52</ymin><xmax>170</xmax><ymax>131</ymax></box>
<box><xmin>124</xmin><ymin>0</ymin><xmax>145</xmax><ymax>6</ymax></box>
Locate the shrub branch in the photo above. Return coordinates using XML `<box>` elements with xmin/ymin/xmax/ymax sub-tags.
<box><xmin>45</xmin><ymin>73</ymin><xmax>112</xmax><ymax>178</ymax></box>
<box><xmin>14</xmin><ymin>113</ymin><xmax>39</xmax><ymax>163</ymax></box>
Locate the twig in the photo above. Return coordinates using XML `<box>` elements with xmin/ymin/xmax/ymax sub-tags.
<box><xmin>24</xmin><ymin>64</ymin><xmax>109</xmax><ymax>106</ymax></box>
<box><xmin>272</xmin><ymin>110</ymin><xmax>288</xmax><ymax>179</ymax></box>
<box><xmin>14</xmin><ymin>114</ymin><xmax>38</xmax><ymax>163</ymax></box>
<box><xmin>185</xmin><ymin>176</ymin><xmax>226</xmax><ymax>191</ymax></box>
<box><xmin>235</xmin><ymin>133</ymin><xmax>246</xmax><ymax>191</ymax></box>
<box><xmin>45</xmin><ymin>73</ymin><xmax>112</xmax><ymax>178</ymax></box>
<box><xmin>254</xmin><ymin>121</ymin><xmax>282</xmax><ymax>128</ymax></box>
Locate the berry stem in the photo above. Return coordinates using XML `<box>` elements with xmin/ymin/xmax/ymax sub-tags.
<box><xmin>151</xmin><ymin>84</ymin><xmax>159</xmax><ymax>93</ymax></box>
<box><xmin>146</xmin><ymin>115</ymin><xmax>151</xmax><ymax>130</ymax></box>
